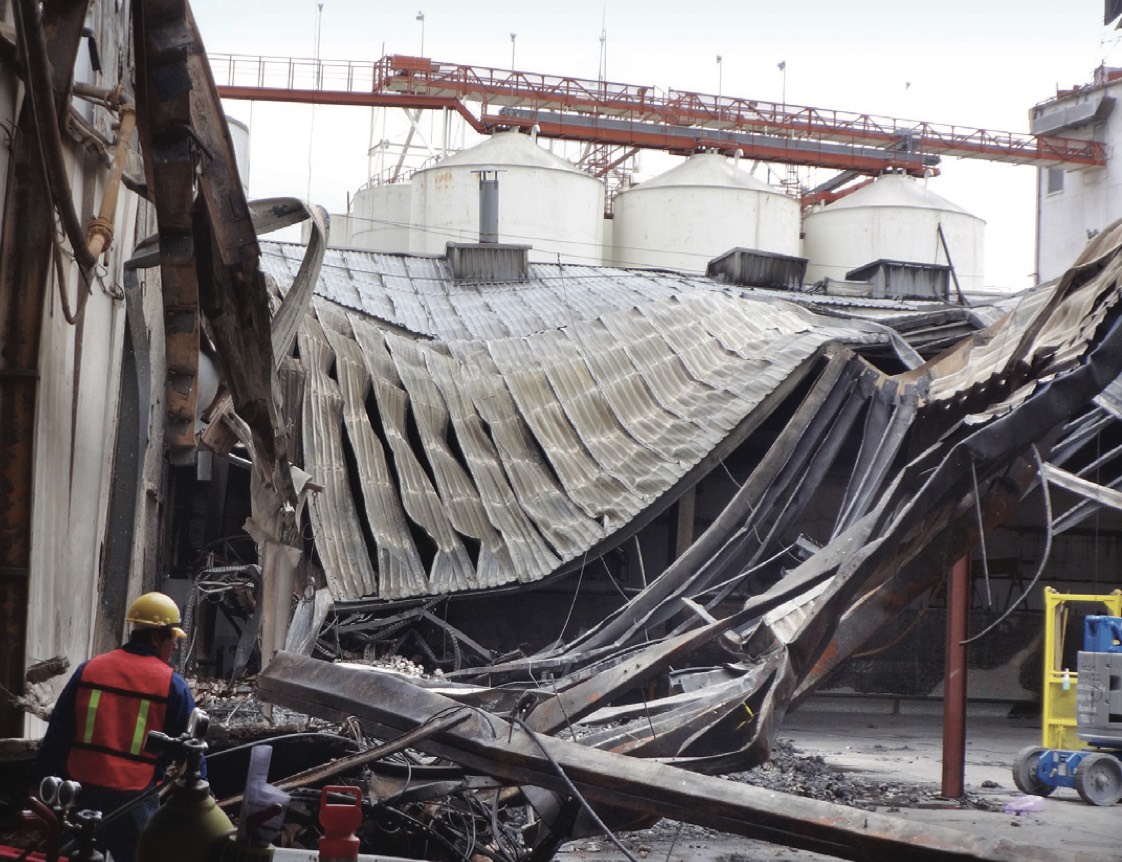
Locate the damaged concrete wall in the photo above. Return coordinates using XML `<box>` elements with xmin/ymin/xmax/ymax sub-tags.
<box><xmin>1</xmin><ymin>0</ymin><xmax>152</xmax><ymax>736</ymax></box>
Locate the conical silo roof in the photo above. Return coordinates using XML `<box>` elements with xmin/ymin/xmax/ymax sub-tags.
<box><xmin>824</xmin><ymin>172</ymin><xmax>975</xmax><ymax>216</ymax></box>
<box><xmin>428</xmin><ymin>130</ymin><xmax>587</xmax><ymax>175</ymax></box>
<box><xmin>634</xmin><ymin>152</ymin><xmax>782</xmax><ymax>193</ymax></box>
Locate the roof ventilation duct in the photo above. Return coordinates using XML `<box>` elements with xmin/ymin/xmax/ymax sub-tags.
<box><xmin>446</xmin><ymin>168</ymin><xmax>530</xmax><ymax>282</ymax></box>
<box><xmin>446</xmin><ymin>242</ymin><xmax>531</xmax><ymax>282</ymax></box>
<box><xmin>476</xmin><ymin>167</ymin><xmax>500</xmax><ymax>244</ymax></box>
<box><xmin>707</xmin><ymin>247</ymin><xmax>808</xmax><ymax>290</ymax></box>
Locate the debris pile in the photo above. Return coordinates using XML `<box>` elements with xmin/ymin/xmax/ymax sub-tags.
<box><xmin>730</xmin><ymin>740</ymin><xmax>1001</xmax><ymax>813</ymax></box>
<box><xmin>249</xmin><ymin>653</ymin><xmax>1091</xmax><ymax>861</ymax></box>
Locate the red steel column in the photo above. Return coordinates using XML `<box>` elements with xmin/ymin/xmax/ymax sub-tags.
<box><xmin>941</xmin><ymin>554</ymin><xmax>970</xmax><ymax>798</ymax></box>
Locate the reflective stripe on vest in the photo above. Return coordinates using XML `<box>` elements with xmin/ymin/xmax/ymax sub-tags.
<box><xmin>130</xmin><ymin>699</ymin><xmax>152</xmax><ymax>755</ymax></box>
<box><xmin>66</xmin><ymin>649</ymin><xmax>174</xmax><ymax>792</ymax></box>
<box><xmin>81</xmin><ymin>689</ymin><xmax>101</xmax><ymax>745</ymax></box>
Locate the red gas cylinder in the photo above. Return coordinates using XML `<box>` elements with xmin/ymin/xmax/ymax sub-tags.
<box><xmin>318</xmin><ymin>786</ymin><xmax>363</xmax><ymax>862</ymax></box>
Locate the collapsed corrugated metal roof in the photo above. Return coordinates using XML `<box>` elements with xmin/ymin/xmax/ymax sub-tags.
<box><xmin>246</xmin><ymin>221</ymin><xmax>1122</xmax><ymax>777</ymax></box>
<box><xmin>423</xmin><ymin>219</ymin><xmax>1122</xmax><ymax>772</ymax></box>
<box><xmin>260</xmin><ymin>242</ymin><xmax>921</xmax><ymax>603</ymax></box>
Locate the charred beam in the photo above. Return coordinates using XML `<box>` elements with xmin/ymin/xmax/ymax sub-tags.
<box><xmin>259</xmin><ymin>653</ymin><xmax>1106</xmax><ymax>862</ymax></box>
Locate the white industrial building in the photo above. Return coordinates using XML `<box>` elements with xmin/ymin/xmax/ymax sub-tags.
<box><xmin>1033</xmin><ymin>65</ymin><xmax>1122</xmax><ymax>284</ymax></box>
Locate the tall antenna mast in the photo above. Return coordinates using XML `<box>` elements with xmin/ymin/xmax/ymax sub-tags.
<box><xmin>598</xmin><ymin>7</ymin><xmax>607</xmax><ymax>84</ymax></box>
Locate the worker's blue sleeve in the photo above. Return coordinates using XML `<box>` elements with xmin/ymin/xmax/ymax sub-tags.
<box><xmin>31</xmin><ymin>661</ymin><xmax>88</xmax><ymax>787</ymax></box>
<box><xmin>163</xmin><ymin>671</ymin><xmax>207</xmax><ymax>780</ymax></box>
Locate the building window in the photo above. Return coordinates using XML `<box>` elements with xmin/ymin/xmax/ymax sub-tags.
<box><xmin>1047</xmin><ymin>167</ymin><xmax>1065</xmax><ymax>195</ymax></box>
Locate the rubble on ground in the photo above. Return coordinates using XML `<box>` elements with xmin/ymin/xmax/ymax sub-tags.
<box><xmin>730</xmin><ymin>740</ymin><xmax>1002</xmax><ymax>812</ymax></box>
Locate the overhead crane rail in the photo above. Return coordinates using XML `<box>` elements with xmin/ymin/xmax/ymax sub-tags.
<box><xmin>209</xmin><ymin>53</ymin><xmax>1106</xmax><ymax>174</ymax></box>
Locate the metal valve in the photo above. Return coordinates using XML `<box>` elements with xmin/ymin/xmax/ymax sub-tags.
<box><xmin>39</xmin><ymin>776</ymin><xmax>82</xmax><ymax>810</ymax></box>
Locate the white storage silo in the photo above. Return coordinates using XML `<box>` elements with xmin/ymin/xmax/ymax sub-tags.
<box><xmin>411</xmin><ymin>130</ymin><xmax>605</xmax><ymax>265</ymax></box>
<box><xmin>611</xmin><ymin>153</ymin><xmax>801</xmax><ymax>273</ymax></box>
<box><xmin>346</xmin><ymin>182</ymin><xmax>413</xmax><ymax>252</ymax></box>
<box><xmin>802</xmin><ymin>172</ymin><xmax>985</xmax><ymax>292</ymax></box>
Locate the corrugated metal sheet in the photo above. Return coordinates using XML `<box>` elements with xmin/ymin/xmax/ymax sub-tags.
<box><xmin>298</xmin><ymin>315</ymin><xmax>380</xmax><ymax>599</ymax></box>
<box><xmin>263</xmin><ymin>239</ymin><xmax>1100</xmax><ymax>605</ymax></box>
<box><xmin>264</xmin><ymin>243</ymin><xmax>915</xmax><ymax>602</ymax></box>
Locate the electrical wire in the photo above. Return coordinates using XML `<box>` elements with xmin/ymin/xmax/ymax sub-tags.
<box><xmin>261</xmin><ymin>212</ymin><xmax>739</xmax><ymax>271</ymax></box>
<box><xmin>205</xmin><ymin>731</ymin><xmax>364</xmax><ymax>760</ymax></box>
<box><xmin>970</xmin><ymin>459</ymin><xmax>993</xmax><ymax>608</ymax></box>
<box><xmin>510</xmin><ymin>716</ymin><xmax>642</xmax><ymax>862</ymax></box>
<box><xmin>852</xmin><ymin>581</ymin><xmax>945</xmax><ymax>659</ymax></box>
<box><xmin>961</xmin><ymin>444</ymin><xmax>1052</xmax><ymax>645</ymax></box>
<box><xmin>557</xmin><ymin>551</ymin><xmax>588</xmax><ymax>643</ymax></box>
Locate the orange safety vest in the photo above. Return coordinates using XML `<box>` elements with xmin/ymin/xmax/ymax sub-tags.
<box><xmin>66</xmin><ymin>648</ymin><xmax>174</xmax><ymax>791</ymax></box>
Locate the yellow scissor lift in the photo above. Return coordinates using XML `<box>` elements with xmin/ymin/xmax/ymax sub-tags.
<box><xmin>1041</xmin><ymin>587</ymin><xmax>1122</xmax><ymax>751</ymax></box>
<box><xmin>1012</xmin><ymin>587</ymin><xmax>1122</xmax><ymax>804</ymax></box>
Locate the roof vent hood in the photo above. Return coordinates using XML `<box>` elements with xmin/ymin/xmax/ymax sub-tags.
<box><xmin>707</xmin><ymin>247</ymin><xmax>808</xmax><ymax>290</ymax></box>
<box><xmin>447</xmin><ymin>167</ymin><xmax>530</xmax><ymax>282</ymax></box>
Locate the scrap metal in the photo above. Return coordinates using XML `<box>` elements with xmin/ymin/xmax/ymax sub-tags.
<box><xmin>259</xmin><ymin>651</ymin><xmax>1112</xmax><ymax>862</ymax></box>
<box><xmin>113</xmin><ymin>9</ymin><xmax>1122</xmax><ymax>856</ymax></box>
<box><xmin>242</xmin><ymin>216</ymin><xmax>1122</xmax><ymax>796</ymax></box>
<box><xmin>216</xmin><ymin>708</ymin><xmax>472</xmax><ymax>810</ymax></box>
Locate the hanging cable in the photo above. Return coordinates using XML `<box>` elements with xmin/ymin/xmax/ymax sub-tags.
<box><xmin>970</xmin><ymin>460</ymin><xmax>993</xmax><ymax>608</ymax></box>
<box><xmin>962</xmin><ymin>444</ymin><xmax>1053</xmax><ymax>645</ymax></box>
<box><xmin>49</xmin><ymin>224</ymin><xmax>92</xmax><ymax>325</ymax></box>
<box><xmin>510</xmin><ymin>716</ymin><xmax>643</xmax><ymax>862</ymax></box>
<box><xmin>557</xmin><ymin>550</ymin><xmax>588</xmax><ymax>643</ymax></box>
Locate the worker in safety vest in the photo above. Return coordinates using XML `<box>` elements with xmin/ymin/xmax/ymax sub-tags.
<box><xmin>33</xmin><ymin>591</ymin><xmax>204</xmax><ymax>862</ymax></box>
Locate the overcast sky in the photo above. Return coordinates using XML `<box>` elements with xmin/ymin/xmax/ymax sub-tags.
<box><xmin>191</xmin><ymin>0</ymin><xmax>1122</xmax><ymax>290</ymax></box>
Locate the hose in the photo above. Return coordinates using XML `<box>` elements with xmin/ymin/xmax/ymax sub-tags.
<box><xmin>11</xmin><ymin>0</ymin><xmax>97</xmax><ymax>271</ymax></box>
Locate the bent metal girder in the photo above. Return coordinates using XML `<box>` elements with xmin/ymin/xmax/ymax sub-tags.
<box><xmin>133</xmin><ymin>0</ymin><xmax>285</xmax><ymax>468</ymax></box>
<box><xmin>258</xmin><ymin>652</ymin><xmax>1109</xmax><ymax>862</ymax></box>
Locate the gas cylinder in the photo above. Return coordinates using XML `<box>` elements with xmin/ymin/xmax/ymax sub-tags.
<box><xmin>136</xmin><ymin>739</ymin><xmax>234</xmax><ymax>862</ymax></box>
<box><xmin>318</xmin><ymin>786</ymin><xmax>362</xmax><ymax>862</ymax></box>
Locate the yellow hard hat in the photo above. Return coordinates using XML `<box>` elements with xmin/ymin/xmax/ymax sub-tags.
<box><xmin>126</xmin><ymin>592</ymin><xmax>187</xmax><ymax>638</ymax></box>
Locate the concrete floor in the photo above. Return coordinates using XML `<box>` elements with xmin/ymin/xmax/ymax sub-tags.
<box><xmin>781</xmin><ymin>698</ymin><xmax>1118</xmax><ymax>859</ymax></box>
<box><xmin>557</xmin><ymin>697</ymin><xmax>1121</xmax><ymax>862</ymax></box>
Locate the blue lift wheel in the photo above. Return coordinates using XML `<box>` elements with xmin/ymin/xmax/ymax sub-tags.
<box><xmin>1013</xmin><ymin>745</ymin><xmax>1122</xmax><ymax>805</ymax></box>
<box><xmin>1012</xmin><ymin>745</ymin><xmax>1057</xmax><ymax>797</ymax></box>
<box><xmin>1074</xmin><ymin>752</ymin><xmax>1122</xmax><ymax>806</ymax></box>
